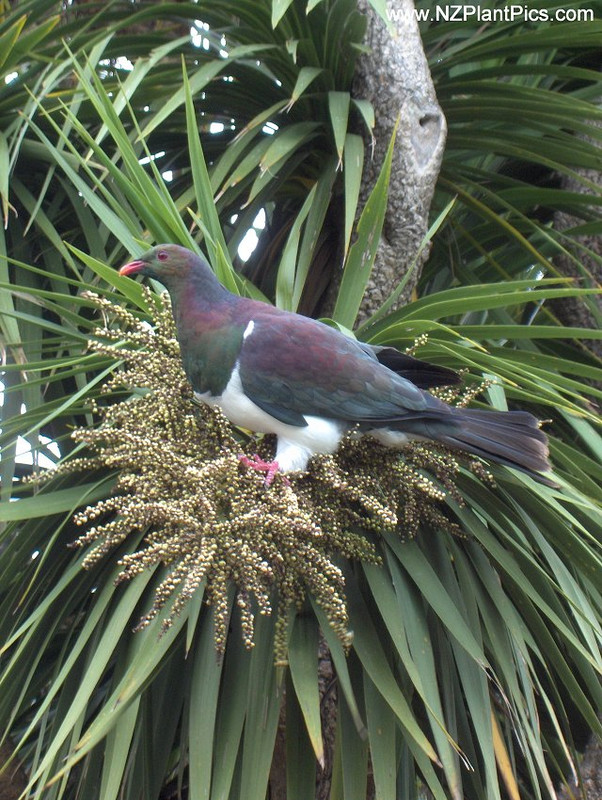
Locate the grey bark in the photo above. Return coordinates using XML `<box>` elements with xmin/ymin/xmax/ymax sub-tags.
<box><xmin>353</xmin><ymin>0</ymin><xmax>447</xmax><ymax>323</ymax></box>
<box><xmin>551</xmin><ymin>121</ymin><xmax>602</xmax><ymax>368</ymax></box>
<box><xmin>0</xmin><ymin>742</ymin><xmax>27</xmax><ymax>800</ymax></box>
<box><xmin>557</xmin><ymin>719</ymin><xmax>602</xmax><ymax>800</ymax></box>
<box><xmin>553</xmin><ymin>123</ymin><xmax>602</xmax><ymax>797</ymax></box>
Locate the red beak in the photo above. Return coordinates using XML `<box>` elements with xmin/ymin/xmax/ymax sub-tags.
<box><xmin>119</xmin><ymin>259</ymin><xmax>145</xmax><ymax>276</ymax></box>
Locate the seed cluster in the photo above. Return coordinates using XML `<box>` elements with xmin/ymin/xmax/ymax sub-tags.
<box><xmin>46</xmin><ymin>290</ymin><xmax>487</xmax><ymax>658</ymax></box>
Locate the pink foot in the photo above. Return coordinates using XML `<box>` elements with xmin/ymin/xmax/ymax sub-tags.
<box><xmin>238</xmin><ymin>454</ymin><xmax>289</xmax><ymax>486</ymax></box>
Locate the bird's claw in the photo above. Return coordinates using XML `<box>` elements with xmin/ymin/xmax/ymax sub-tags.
<box><xmin>238</xmin><ymin>453</ymin><xmax>290</xmax><ymax>486</ymax></box>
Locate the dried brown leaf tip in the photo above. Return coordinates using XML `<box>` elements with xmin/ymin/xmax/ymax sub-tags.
<box><xmin>60</xmin><ymin>291</ymin><xmax>484</xmax><ymax>658</ymax></box>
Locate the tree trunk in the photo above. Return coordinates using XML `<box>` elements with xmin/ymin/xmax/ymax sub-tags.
<box><xmin>551</xmin><ymin>120</ymin><xmax>602</xmax><ymax>381</ymax></box>
<box><xmin>0</xmin><ymin>743</ymin><xmax>27</xmax><ymax>800</ymax></box>
<box><xmin>557</xmin><ymin>717</ymin><xmax>602</xmax><ymax>800</ymax></box>
<box><xmin>353</xmin><ymin>0</ymin><xmax>446</xmax><ymax>323</ymax></box>
<box><xmin>553</xmin><ymin>123</ymin><xmax>602</xmax><ymax>795</ymax></box>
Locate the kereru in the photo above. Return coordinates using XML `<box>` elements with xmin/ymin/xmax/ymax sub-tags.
<box><xmin>119</xmin><ymin>244</ymin><xmax>551</xmax><ymax>485</ymax></box>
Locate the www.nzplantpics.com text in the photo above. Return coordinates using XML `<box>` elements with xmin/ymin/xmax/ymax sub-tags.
<box><xmin>389</xmin><ymin>4</ymin><xmax>595</xmax><ymax>24</ymax></box>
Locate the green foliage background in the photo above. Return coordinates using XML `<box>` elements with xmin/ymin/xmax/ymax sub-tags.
<box><xmin>1</xmin><ymin>1</ymin><xmax>601</xmax><ymax>799</ymax></box>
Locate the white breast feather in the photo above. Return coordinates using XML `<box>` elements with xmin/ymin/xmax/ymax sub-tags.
<box><xmin>194</xmin><ymin>364</ymin><xmax>344</xmax><ymax>472</ymax></box>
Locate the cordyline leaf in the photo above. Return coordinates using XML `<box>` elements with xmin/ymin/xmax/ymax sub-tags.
<box><xmin>208</xmin><ymin>624</ymin><xmax>250</xmax><ymax>800</ymax></box>
<box><xmin>343</xmin><ymin>132</ymin><xmax>364</xmax><ymax>260</ymax></box>
<box><xmin>291</xmin><ymin>158</ymin><xmax>337</xmax><ymax>309</ymax></box>
<box><xmin>259</xmin><ymin>121</ymin><xmax>319</xmax><ymax>173</ymax></box>
<box><xmin>24</xmin><ymin>115</ymin><xmax>141</xmax><ymax>252</ymax></box>
<box><xmin>272</xmin><ymin>0</ymin><xmax>295</xmax><ymax>28</ymax></box>
<box><xmin>6</xmin><ymin>15</ymin><xmax>61</xmax><ymax>75</ymax></box>
<box><xmin>275</xmin><ymin>159</ymin><xmax>336</xmax><ymax>311</ymax></box>
<box><xmin>338</xmin><ymin>688</ymin><xmax>369</xmax><ymax>800</ymax></box>
<box><xmin>98</xmin><ymin>698</ymin><xmax>140</xmax><ymax>800</ymax></box>
<box><xmin>310</xmin><ymin>598</ymin><xmax>366</xmax><ymax>736</ymax></box>
<box><xmin>286</xmin><ymin>672</ymin><xmax>317</xmax><ymax>800</ymax></box>
<box><xmin>228</xmin><ymin>100</ymin><xmax>288</xmax><ymax>151</ymax></box>
<box><xmin>287</xmin><ymin>65</ymin><xmax>323</xmax><ymax>110</ymax></box>
<box><xmin>275</xmin><ymin>181</ymin><xmax>317</xmax><ymax>311</ymax></box>
<box><xmin>401</xmin><ymin>286</ymin><xmax>600</xmax><ymax>322</ymax></box>
<box><xmin>357</xmin><ymin>196</ymin><xmax>457</xmax><ymax>335</ymax></box>
<box><xmin>0</xmin><ymin>131</ymin><xmax>14</xmax><ymax>228</ymax></box>
<box><xmin>0</xmin><ymin>369</ymin><xmax>19</xmax><ymax>505</ymax></box>
<box><xmin>288</xmin><ymin>613</ymin><xmax>324</xmax><ymax>766</ymax></box>
<box><xmin>20</xmin><ymin>564</ymin><xmax>159</xmax><ymax>792</ymax></box>
<box><xmin>138</xmin><ymin>44</ymin><xmax>276</xmax><ymax>140</ymax></box>
<box><xmin>239</xmin><ymin>613</ymin><xmax>281</xmax><ymax>800</ymax></box>
<box><xmin>352</xmin><ymin>97</ymin><xmax>375</xmax><ymax>133</ymax></box>
<box><xmin>363</xmin><ymin>674</ymin><xmax>397</xmax><ymax>799</ymax></box>
<box><xmin>0</xmin><ymin>479</ymin><xmax>114</xmax><ymax>521</ymax></box>
<box><xmin>333</xmin><ymin>117</ymin><xmax>398</xmax><ymax>328</ymax></box>
<box><xmin>384</xmin><ymin>537</ymin><xmax>489</xmax><ymax>667</ymax></box>
<box><xmin>364</xmin><ymin>558</ymin><xmax>470</xmax><ymax>787</ymax></box>
<box><xmin>67</xmin><ymin>244</ymin><xmax>152</xmax><ymax>311</ymax></box>
<box><xmin>188</xmin><ymin>608</ymin><xmax>224</xmax><ymax>800</ymax></box>
<box><xmin>183</xmin><ymin>65</ymin><xmax>229</xmax><ymax>258</ymax></box>
<box><xmin>345</xmin><ymin>569</ymin><xmax>440</xmax><ymax>764</ymax></box>
<box><xmin>43</xmin><ymin>585</ymin><xmax>188</xmax><ymax>788</ymax></box>
<box><xmin>92</xmin><ymin>37</ymin><xmax>189</xmax><ymax>150</ymax></box>
<box><xmin>216</xmin><ymin>136</ymin><xmax>272</xmax><ymax>197</ymax></box>
<box><xmin>328</xmin><ymin>90</ymin><xmax>350</xmax><ymax>165</ymax></box>
<box><xmin>0</xmin><ymin>13</ymin><xmax>26</xmax><ymax>73</ymax></box>
<box><xmin>0</xmin><ymin>227</ymin><xmax>21</xmax><ymax>350</ymax></box>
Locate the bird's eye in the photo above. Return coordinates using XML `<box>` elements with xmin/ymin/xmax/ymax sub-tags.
<box><xmin>157</xmin><ymin>251</ymin><xmax>168</xmax><ymax>262</ymax></box>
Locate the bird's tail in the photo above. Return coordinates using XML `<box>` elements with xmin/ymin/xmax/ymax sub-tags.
<box><xmin>384</xmin><ymin>407</ymin><xmax>551</xmax><ymax>482</ymax></box>
<box><xmin>431</xmin><ymin>408</ymin><xmax>551</xmax><ymax>482</ymax></box>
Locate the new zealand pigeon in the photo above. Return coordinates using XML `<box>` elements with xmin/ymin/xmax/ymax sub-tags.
<box><xmin>119</xmin><ymin>244</ymin><xmax>551</xmax><ymax>485</ymax></box>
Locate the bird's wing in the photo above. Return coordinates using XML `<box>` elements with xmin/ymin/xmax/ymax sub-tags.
<box><xmin>237</xmin><ymin>311</ymin><xmax>440</xmax><ymax>426</ymax></box>
<box><xmin>359</xmin><ymin>344</ymin><xmax>461</xmax><ymax>389</ymax></box>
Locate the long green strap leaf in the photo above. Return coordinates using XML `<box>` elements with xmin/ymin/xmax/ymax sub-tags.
<box><xmin>188</xmin><ymin>608</ymin><xmax>225</xmax><ymax>800</ymax></box>
<box><xmin>345</xmin><ymin>568</ymin><xmax>439</xmax><ymax>763</ymax></box>
<box><xmin>333</xmin><ymin>119</ymin><xmax>398</xmax><ymax>328</ymax></box>
<box><xmin>288</xmin><ymin>611</ymin><xmax>324</xmax><ymax>766</ymax></box>
<box><xmin>0</xmin><ymin>478</ymin><xmax>115</xmax><ymax>521</ymax></box>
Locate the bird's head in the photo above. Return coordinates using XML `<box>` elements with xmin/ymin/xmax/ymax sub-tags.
<box><xmin>119</xmin><ymin>244</ymin><xmax>197</xmax><ymax>286</ymax></box>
